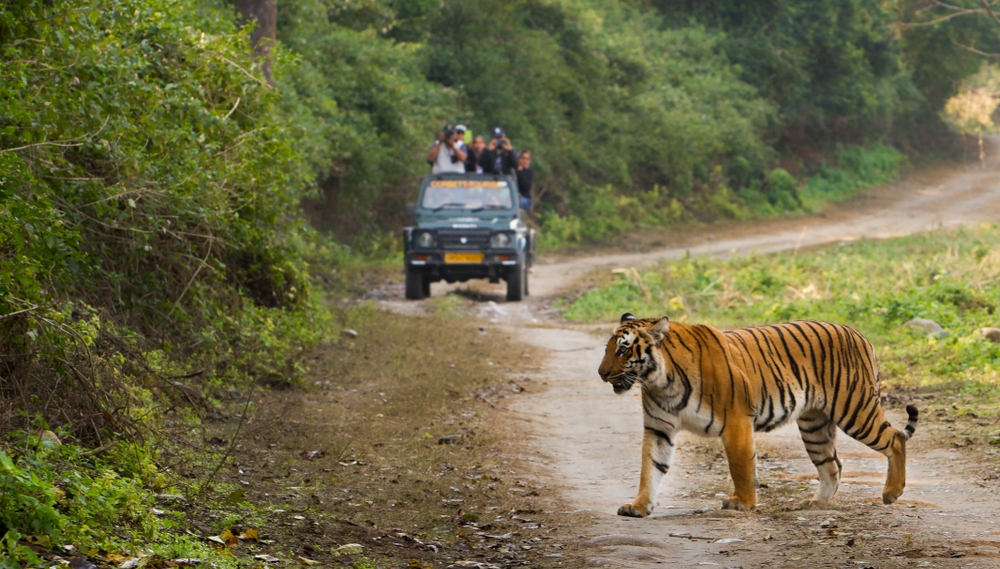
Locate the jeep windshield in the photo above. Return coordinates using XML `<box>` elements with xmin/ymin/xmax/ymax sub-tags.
<box><xmin>421</xmin><ymin>179</ymin><xmax>513</xmax><ymax>211</ymax></box>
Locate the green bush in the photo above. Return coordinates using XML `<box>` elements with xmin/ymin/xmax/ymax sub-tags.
<box><xmin>1</xmin><ymin>0</ymin><xmax>333</xmax><ymax>558</ymax></box>
<box><xmin>801</xmin><ymin>143</ymin><xmax>907</xmax><ymax>208</ymax></box>
<box><xmin>0</xmin><ymin>441</ymin><xmax>227</xmax><ymax>567</ymax></box>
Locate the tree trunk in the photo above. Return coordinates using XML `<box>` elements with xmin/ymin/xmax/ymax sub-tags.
<box><xmin>234</xmin><ymin>0</ymin><xmax>277</xmax><ymax>85</ymax></box>
<box><xmin>979</xmin><ymin>134</ymin><xmax>985</xmax><ymax>168</ymax></box>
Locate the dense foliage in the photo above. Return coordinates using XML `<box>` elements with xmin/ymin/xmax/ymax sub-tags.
<box><xmin>1</xmin><ymin>0</ymin><xmax>327</xmax><ymax>561</ymax></box>
<box><xmin>277</xmin><ymin>0</ymin><xmax>988</xmax><ymax>247</ymax></box>
<box><xmin>1</xmin><ymin>0</ymin><xmax>321</xmax><ymax>434</ymax></box>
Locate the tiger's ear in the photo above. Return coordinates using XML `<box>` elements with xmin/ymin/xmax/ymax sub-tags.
<box><xmin>650</xmin><ymin>316</ymin><xmax>670</xmax><ymax>341</ymax></box>
<box><xmin>620</xmin><ymin>312</ymin><xmax>637</xmax><ymax>323</ymax></box>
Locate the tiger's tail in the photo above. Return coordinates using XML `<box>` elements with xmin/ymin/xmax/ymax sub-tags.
<box><xmin>902</xmin><ymin>404</ymin><xmax>919</xmax><ymax>441</ymax></box>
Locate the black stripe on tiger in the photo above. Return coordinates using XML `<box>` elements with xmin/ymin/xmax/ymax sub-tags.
<box><xmin>903</xmin><ymin>404</ymin><xmax>919</xmax><ymax>440</ymax></box>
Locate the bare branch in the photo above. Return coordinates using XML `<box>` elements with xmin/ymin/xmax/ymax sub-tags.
<box><xmin>952</xmin><ymin>38</ymin><xmax>1000</xmax><ymax>57</ymax></box>
<box><xmin>981</xmin><ymin>0</ymin><xmax>1000</xmax><ymax>27</ymax></box>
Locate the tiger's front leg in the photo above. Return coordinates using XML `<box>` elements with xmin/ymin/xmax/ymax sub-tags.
<box><xmin>618</xmin><ymin>425</ymin><xmax>676</xmax><ymax>517</ymax></box>
<box><xmin>720</xmin><ymin>417</ymin><xmax>757</xmax><ymax>510</ymax></box>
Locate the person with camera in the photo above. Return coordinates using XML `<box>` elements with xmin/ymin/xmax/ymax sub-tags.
<box><xmin>478</xmin><ymin>127</ymin><xmax>517</xmax><ymax>175</ymax></box>
<box><xmin>515</xmin><ymin>149</ymin><xmax>534</xmax><ymax>211</ymax></box>
<box><xmin>427</xmin><ymin>124</ymin><xmax>467</xmax><ymax>174</ymax></box>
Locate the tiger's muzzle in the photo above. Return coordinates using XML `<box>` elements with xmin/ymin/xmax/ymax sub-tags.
<box><xmin>602</xmin><ymin>372</ymin><xmax>636</xmax><ymax>394</ymax></box>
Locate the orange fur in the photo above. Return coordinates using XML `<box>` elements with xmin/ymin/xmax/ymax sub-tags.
<box><xmin>598</xmin><ymin>313</ymin><xmax>918</xmax><ymax>516</ymax></box>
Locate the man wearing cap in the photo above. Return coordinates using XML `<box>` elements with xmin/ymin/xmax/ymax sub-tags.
<box><xmin>478</xmin><ymin>127</ymin><xmax>517</xmax><ymax>175</ymax></box>
<box><xmin>427</xmin><ymin>124</ymin><xmax>467</xmax><ymax>174</ymax></box>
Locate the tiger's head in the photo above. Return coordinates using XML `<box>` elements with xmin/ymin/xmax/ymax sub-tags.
<box><xmin>598</xmin><ymin>313</ymin><xmax>671</xmax><ymax>394</ymax></box>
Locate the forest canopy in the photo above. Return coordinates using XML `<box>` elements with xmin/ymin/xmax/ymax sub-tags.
<box><xmin>272</xmin><ymin>0</ymin><xmax>991</xmax><ymax>244</ymax></box>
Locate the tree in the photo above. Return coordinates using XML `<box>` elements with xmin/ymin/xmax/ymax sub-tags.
<box><xmin>941</xmin><ymin>63</ymin><xmax>1000</xmax><ymax>164</ymax></box>
<box><xmin>234</xmin><ymin>0</ymin><xmax>277</xmax><ymax>84</ymax></box>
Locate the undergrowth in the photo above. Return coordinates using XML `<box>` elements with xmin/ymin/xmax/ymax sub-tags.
<box><xmin>536</xmin><ymin>142</ymin><xmax>906</xmax><ymax>250</ymax></box>
<box><xmin>560</xmin><ymin>223</ymin><xmax>1000</xmax><ymax>402</ymax></box>
<box><xmin>0</xmin><ymin>0</ymin><xmax>336</xmax><ymax>565</ymax></box>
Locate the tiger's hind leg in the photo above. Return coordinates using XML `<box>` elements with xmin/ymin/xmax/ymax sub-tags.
<box><xmin>837</xmin><ymin>400</ymin><xmax>916</xmax><ymax>505</ymax></box>
<box><xmin>797</xmin><ymin>411</ymin><xmax>842</xmax><ymax>505</ymax></box>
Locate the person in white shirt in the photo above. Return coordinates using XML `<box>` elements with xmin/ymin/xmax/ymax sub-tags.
<box><xmin>427</xmin><ymin>124</ymin><xmax>467</xmax><ymax>174</ymax></box>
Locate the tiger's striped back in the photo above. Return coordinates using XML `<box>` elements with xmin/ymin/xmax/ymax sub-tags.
<box><xmin>723</xmin><ymin>320</ymin><xmax>909</xmax><ymax>450</ymax></box>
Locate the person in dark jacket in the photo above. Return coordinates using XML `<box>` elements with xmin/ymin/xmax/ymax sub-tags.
<box><xmin>478</xmin><ymin>127</ymin><xmax>517</xmax><ymax>175</ymax></box>
<box><xmin>465</xmin><ymin>135</ymin><xmax>486</xmax><ymax>174</ymax></box>
<box><xmin>515</xmin><ymin>149</ymin><xmax>533</xmax><ymax>211</ymax></box>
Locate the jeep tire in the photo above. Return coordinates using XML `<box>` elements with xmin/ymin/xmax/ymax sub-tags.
<box><xmin>405</xmin><ymin>269</ymin><xmax>424</xmax><ymax>300</ymax></box>
<box><xmin>506</xmin><ymin>263</ymin><xmax>525</xmax><ymax>302</ymax></box>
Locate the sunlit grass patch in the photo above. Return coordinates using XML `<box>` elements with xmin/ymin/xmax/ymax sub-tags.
<box><xmin>561</xmin><ymin>223</ymin><xmax>1000</xmax><ymax>403</ymax></box>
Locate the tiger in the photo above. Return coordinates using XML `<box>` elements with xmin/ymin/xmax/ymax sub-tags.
<box><xmin>598</xmin><ymin>313</ymin><xmax>919</xmax><ymax>517</ymax></box>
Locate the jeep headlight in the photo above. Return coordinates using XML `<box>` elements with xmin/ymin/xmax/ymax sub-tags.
<box><xmin>416</xmin><ymin>231</ymin><xmax>436</xmax><ymax>248</ymax></box>
<box><xmin>490</xmin><ymin>232</ymin><xmax>512</xmax><ymax>248</ymax></box>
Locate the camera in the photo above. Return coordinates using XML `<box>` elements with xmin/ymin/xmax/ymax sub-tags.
<box><xmin>442</xmin><ymin>125</ymin><xmax>456</xmax><ymax>139</ymax></box>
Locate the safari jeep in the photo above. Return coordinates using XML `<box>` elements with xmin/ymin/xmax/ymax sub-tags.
<box><xmin>403</xmin><ymin>173</ymin><xmax>535</xmax><ymax>301</ymax></box>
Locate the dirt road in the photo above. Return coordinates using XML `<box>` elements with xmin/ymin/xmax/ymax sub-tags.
<box><xmin>383</xmin><ymin>158</ymin><xmax>1000</xmax><ymax>567</ymax></box>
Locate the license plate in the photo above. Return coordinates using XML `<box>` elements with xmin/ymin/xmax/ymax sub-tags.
<box><xmin>444</xmin><ymin>252</ymin><xmax>484</xmax><ymax>264</ymax></box>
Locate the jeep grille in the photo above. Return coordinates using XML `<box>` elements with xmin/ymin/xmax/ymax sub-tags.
<box><xmin>438</xmin><ymin>229</ymin><xmax>491</xmax><ymax>250</ymax></box>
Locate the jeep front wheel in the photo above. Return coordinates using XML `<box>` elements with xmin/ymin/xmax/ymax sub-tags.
<box><xmin>506</xmin><ymin>263</ymin><xmax>525</xmax><ymax>302</ymax></box>
<box><xmin>405</xmin><ymin>269</ymin><xmax>425</xmax><ymax>300</ymax></box>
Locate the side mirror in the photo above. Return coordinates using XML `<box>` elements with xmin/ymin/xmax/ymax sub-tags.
<box><xmin>405</xmin><ymin>203</ymin><xmax>417</xmax><ymax>217</ymax></box>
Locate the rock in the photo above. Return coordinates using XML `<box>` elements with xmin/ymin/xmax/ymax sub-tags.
<box><xmin>901</xmin><ymin>318</ymin><xmax>948</xmax><ymax>338</ymax></box>
<box><xmin>39</xmin><ymin>430</ymin><xmax>61</xmax><ymax>447</ymax></box>
<box><xmin>438</xmin><ymin>434</ymin><xmax>462</xmax><ymax>445</ymax></box>
<box><xmin>979</xmin><ymin>327</ymin><xmax>1000</xmax><ymax>343</ymax></box>
<box><xmin>341</xmin><ymin>329</ymin><xmax>358</xmax><ymax>338</ymax></box>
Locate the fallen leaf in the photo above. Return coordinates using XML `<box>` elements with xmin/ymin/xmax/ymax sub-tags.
<box><xmin>218</xmin><ymin>529</ymin><xmax>238</xmax><ymax>547</ymax></box>
<box><xmin>296</xmin><ymin>556</ymin><xmax>320</xmax><ymax>565</ymax></box>
<box><xmin>301</xmin><ymin>450</ymin><xmax>325</xmax><ymax>460</ymax></box>
<box><xmin>166</xmin><ymin>560</ymin><xmax>201</xmax><ymax>567</ymax></box>
<box><xmin>239</xmin><ymin>528</ymin><xmax>259</xmax><ymax>541</ymax></box>
<box><xmin>226</xmin><ymin>489</ymin><xmax>245</xmax><ymax>505</ymax></box>
<box><xmin>253</xmin><ymin>554</ymin><xmax>280</xmax><ymax>563</ymax></box>
<box><xmin>409</xmin><ymin>561</ymin><xmax>433</xmax><ymax>569</ymax></box>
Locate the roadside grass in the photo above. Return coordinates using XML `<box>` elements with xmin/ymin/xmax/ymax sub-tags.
<box><xmin>558</xmin><ymin>223</ymin><xmax>1000</xmax><ymax>414</ymax></box>
<box><xmin>536</xmin><ymin>142</ymin><xmax>907</xmax><ymax>251</ymax></box>
<box><xmin>175</xmin><ymin>303</ymin><xmax>576</xmax><ymax>568</ymax></box>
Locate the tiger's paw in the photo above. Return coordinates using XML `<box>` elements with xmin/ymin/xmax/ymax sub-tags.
<box><xmin>882</xmin><ymin>488</ymin><xmax>903</xmax><ymax>505</ymax></box>
<box><xmin>721</xmin><ymin>496</ymin><xmax>755</xmax><ymax>511</ymax></box>
<box><xmin>617</xmin><ymin>503</ymin><xmax>651</xmax><ymax>518</ymax></box>
<box><xmin>801</xmin><ymin>498</ymin><xmax>832</xmax><ymax>509</ymax></box>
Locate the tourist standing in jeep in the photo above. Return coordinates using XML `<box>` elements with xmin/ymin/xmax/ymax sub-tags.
<box><xmin>427</xmin><ymin>124</ymin><xmax>467</xmax><ymax>174</ymax></box>
<box><xmin>479</xmin><ymin>127</ymin><xmax>517</xmax><ymax>175</ymax></box>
